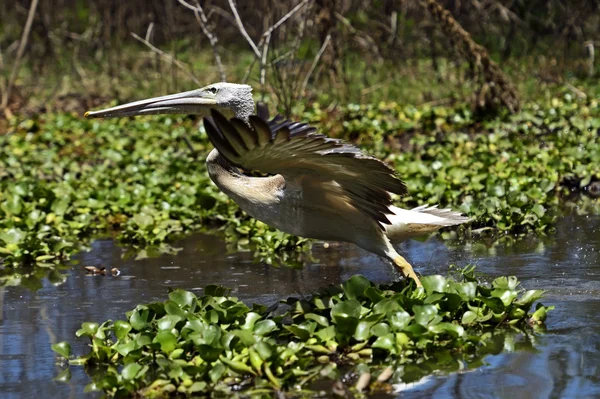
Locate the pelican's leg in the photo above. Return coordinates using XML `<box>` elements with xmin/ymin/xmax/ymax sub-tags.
<box><xmin>393</xmin><ymin>255</ymin><xmax>422</xmax><ymax>287</ymax></box>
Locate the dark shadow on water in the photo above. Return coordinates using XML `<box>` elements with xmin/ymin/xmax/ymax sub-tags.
<box><xmin>0</xmin><ymin>214</ymin><xmax>599</xmax><ymax>398</ymax></box>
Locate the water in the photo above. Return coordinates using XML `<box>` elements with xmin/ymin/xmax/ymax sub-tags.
<box><xmin>0</xmin><ymin>215</ymin><xmax>599</xmax><ymax>398</ymax></box>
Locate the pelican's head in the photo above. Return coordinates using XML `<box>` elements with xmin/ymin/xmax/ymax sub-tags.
<box><xmin>85</xmin><ymin>82</ymin><xmax>254</xmax><ymax>121</ymax></box>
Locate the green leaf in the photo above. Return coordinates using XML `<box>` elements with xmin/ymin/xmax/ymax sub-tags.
<box><xmin>421</xmin><ymin>275</ymin><xmax>447</xmax><ymax>294</ymax></box>
<box><xmin>76</xmin><ymin>322</ymin><xmax>99</xmax><ymax>337</ymax></box>
<box><xmin>354</xmin><ymin>321</ymin><xmax>375</xmax><ymax>341</ymax></box>
<box><xmin>413</xmin><ymin>305</ymin><xmax>438</xmax><ymax>326</ymax></box>
<box><xmin>461</xmin><ymin>310</ymin><xmax>477</xmax><ymax>326</ymax></box>
<box><xmin>254</xmin><ymin>320</ymin><xmax>277</xmax><ymax>336</ymax></box>
<box><xmin>342</xmin><ymin>275</ymin><xmax>371</xmax><ymax>300</ymax></box>
<box><xmin>129</xmin><ymin>308</ymin><xmax>150</xmax><ymax>331</ymax></box>
<box><xmin>122</xmin><ymin>363</ymin><xmax>143</xmax><ymax>380</ymax></box>
<box><xmin>372</xmin><ymin>334</ymin><xmax>395</xmax><ymax>352</ymax></box>
<box><xmin>305</xmin><ymin>313</ymin><xmax>329</xmax><ymax>327</ymax></box>
<box><xmin>219</xmin><ymin>355</ymin><xmax>256</xmax><ymax>375</ymax></box>
<box><xmin>515</xmin><ymin>290</ymin><xmax>545</xmax><ymax>307</ymax></box>
<box><xmin>389</xmin><ymin>311</ymin><xmax>411</xmax><ymax>331</ymax></box>
<box><xmin>371</xmin><ymin>322</ymin><xmax>391</xmax><ymax>337</ymax></box>
<box><xmin>169</xmin><ymin>290</ymin><xmax>196</xmax><ymax>308</ymax></box>
<box><xmin>153</xmin><ymin>331</ymin><xmax>177</xmax><ymax>353</ymax></box>
<box><xmin>331</xmin><ymin>300</ymin><xmax>361</xmax><ymax>320</ymax></box>
<box><xmin>315</xmin><ymin>325</ymin><xmax>336</xmax><ymax>342</ymax></box>
<box><xmin>0</xmin><ymin>228</ymin><xmax>26</xmax><ymax>245</ymax></box>
<box><xmin>113</xmin><ymin>321</ymin><xmax>132</xmax><ymax>340</ymax></box>
<box><xmin>51</xmin><ymin>342</ymin><xmax>71</xmax><ymax>358</ymax></box>
<box><xmin>54</xmin><ymin>368</ymin><xmax>72</xmax><ymax>382</ymax></box>
<box><xmin>491</xmin><ymin>289</ymin><xmax>518</xmax><ymax>307</ymax></box>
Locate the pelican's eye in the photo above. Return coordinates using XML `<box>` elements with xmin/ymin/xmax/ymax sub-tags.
<box><xmin>207</xmin><ymin>87</ymin><xmax>218</xmax><ymax>94</ymax></box>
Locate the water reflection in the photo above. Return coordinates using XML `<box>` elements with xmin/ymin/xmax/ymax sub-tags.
<box><xmin>0</xmin><ymin>215</ymin><xmax>598</xmax><ymax>398</ymax></box>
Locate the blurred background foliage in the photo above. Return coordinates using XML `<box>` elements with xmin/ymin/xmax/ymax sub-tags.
<box><xmin>0</xmin><ymin>0</ymin><xmax>598</xmax><ymax>116</ymax></box>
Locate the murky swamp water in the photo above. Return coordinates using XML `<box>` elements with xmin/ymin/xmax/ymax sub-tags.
<box><xmin>0</xmin><ymin>214</ymin><xmax>599</xmax><ymax>398</ymax></box>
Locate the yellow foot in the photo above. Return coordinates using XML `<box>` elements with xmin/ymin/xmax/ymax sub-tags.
<box><xmin>393</xmin><ymin>255</ymin><xmax>422</xmax><ymax>287</ymax></box>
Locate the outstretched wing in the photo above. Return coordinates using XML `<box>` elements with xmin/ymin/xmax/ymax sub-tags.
<box><xmin>203</xmin><ymin>109</ymin><xmax>407</xmax><ymax>226</ymax></box>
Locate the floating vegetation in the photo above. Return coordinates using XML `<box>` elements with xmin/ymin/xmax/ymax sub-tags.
<box><xmin>53</xmin><ymin>273</ymin><xmax>553</xmax><ymax>397</ymax></box>
<box><xmin>2</xmin><ymin>95</ymin><xmax>599</xmax><ymax>280</ymax></box>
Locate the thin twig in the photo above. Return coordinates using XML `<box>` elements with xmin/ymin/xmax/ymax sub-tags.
<box><xmin>177</xmin><ymin>0</ymin><xmax>226</xmax><ymax>81</ymax></box>
<box><xmin>301</xmin><ymin>34</ymin><xmax>330</xmax><ymax>95</ymax></box>
<box><xmin>227</xmin><ymin>0</ymin><xmax>261</xmax><ymax>58</ymax></box>
<box><xmin>261</xmin><ymin>0</ymin><xmax>311</xmax><ymax>39</ymax></box>
<box><xmin>130</xmin><ymin>32</ymin><xmax>202</xmax><ymax>86</ymax></box>
<box><xmin>260</xmin><ymin>34</ymin><xmax>271</xmax><ymax>93</ymax></box>
<box><xmin>1</xmin><ymin>0</ymin><xmax>39</xmax><ymax>112</ymax></box>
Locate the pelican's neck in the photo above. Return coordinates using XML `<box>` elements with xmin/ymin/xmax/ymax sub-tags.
<box><xmin>228</xmin><ymin>96</ymin><xmax>255</xmax><ymax>122</ymax></box>
<box><xmin>206</xmin><ymin>149</ymin><xmax>282</xmax><ymax>208</ymax></box>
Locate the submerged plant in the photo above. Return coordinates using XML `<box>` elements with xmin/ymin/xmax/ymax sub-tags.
<box><xmin>53</xmin><ymin>273</ymin><xmax>553</xmax><ymax>397</ymax></box>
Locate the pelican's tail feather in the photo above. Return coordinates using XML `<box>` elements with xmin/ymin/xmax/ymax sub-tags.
<box><xmin>385</xmin><ymin>205</ymin><xmax>470</xmax><ymax>243</ymax></box>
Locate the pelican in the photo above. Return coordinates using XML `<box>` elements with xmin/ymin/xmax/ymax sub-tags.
<box><xmin>86</xmin><ymin>83</ymin><xmax>470</xmax><ymax>286</ymax></box>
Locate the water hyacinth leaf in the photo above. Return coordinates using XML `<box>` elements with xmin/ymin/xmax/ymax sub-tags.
<box><xmin>242</xmin><ymin>312</ymin><xmax>262</xmax><ymax>330</ymax></box>
<box><xmin>354</xmin><ymin>321</ymin><xmax>375</xmax><ymax>341</ymax></box>
<box><xmin>157</xmin><ymin>315</ymin><xmax>182</xmax><ymax>331</ymax></box>
<box><xmin>169</xmin><ymin>290</ymin><xmax>196</xmax><ymax>308</ymax></box>
<box><xmin>254</xmin><ymin>320</ymin><xmax>277</xmax><ymax>336</ymax></box>
<box><xmin>461</xmin><ymin>310</ymin><xmax>478</xmax><ymax>326</ymax></box>
<box><xmin>429</xmin><ymin>322</ymin><xmax>465</xmax><ymax>338</ymax></box>
<box><xmin>76</xmin><ymin>322</ymin><xmax>99</xmax><ymax>337</ymax></box>
<box><xmin>515</xmin><ymin>290</ymin><xmax>545</xmax><ymax>307</ymax></box>
<box><xmin>315</xmin><ymin>325</ymin><xmax>336</xmax><ymax>342</ymax></box>
<box><xmin>197</xmin><ymin>345</ymin><xmax>222</xmax><ymax>362</ymax></box>
<box><xmin>0</xmin><ymin>228</ymin><xmax>26</xmax><ymax>245</ymax></box>
<box><xmin>390</xmin><ymin>311</ymin><xmax>411</xmax><ymax>331</ymax></box>
<box><xmin>51</xmin><ymin>342</ymin><xmax>71</xmax><ymax>358</ymax></box>
<box><xmin>305</xmin><ymin>313</ymin><xmax>329</xmax><ymax>327</ymax></box>
<box><xmin>153</xmin><ymin>331</ymin><xmax>177</xmax><ymax>353</ymax></box>
<box><xmin>421</xmin><ymin>275</ymin><xmax>447</xmax><ymax>294</ymax></box>
<box><xmin>219</xmin><ymin>355</ymin><xmax>256</xmax><ymax>375</ymax></box>
<box><xmin>233</xmin><ymin>329</ymin><xmax>256</xmax><ymax>346</ymax></box>
<box><xmin>331</xmin><ymin>299</ymin><xmax>361</xmax><ymax>334</ymax></box>
<box><xmin>372</xmin><ymin>334</ymin><xmax>395</xmax><ymax>352</ymax></box>
<box><xmin>116</xmin><ymin>340</ymin><xmax>136</xmax><ymax>357</ymax></box>
<box><xmin>204</xmin><ymin>285</ymin><xmax>230</xmax><ymax>297</ymax></box>
<box><xmin>492</xmin><ymin>276</ymin><xmax>519</xmax><ymax>290</ymax></box>
<box><xmin>373</xmin><ymin>298</ymin><xmax>402</xmax><ymax>315</ymax></box>
<box><xmin>491</xmin><ymin>289</ymin><xmax>518</xmax><ymax>307</ymax></box>
<box><xmin>122</xmin><ymin>363</ymin><xmax>143</xmax><ymax>380</ymax></box>
<box><xmin>342</xmin><ymin>275</ymin><xmax>371</xmax><ymax>300</ymax></box>
<box><xmin>413</xmin><ymin>305</ymin><xmax>439</xmax><ymax>326</ymax></box>
<box><xmin>55</xmin><ymin>273</ymin><xmax>553</xmax><ymax>395</ymax></box>
<box><xmin>164</xmin><ymin>301</ymin><xmax>187</xmax><ymax>318</ymax></box>
<box><xmin>530</xmin><ymin>304</ymin><xmax>555</xmax><ymax>323</ymax></box>
<box><xmin>54</xmin><ymin>368</ymin><xmax>72</xmax><ymax>382</ymax></box>
<box><xmin>255</xmin><ymin>341</ymin><xmax>274</xmax><ymax>360</ymax></box>
<box><xmin>129</xmin><ymin>308</ymin><xmax>150</xmax><ymax>331</ymax></box>
<box><xmin>371</xmin><ymin>323</ymin><xmax>391</xmax><ymax>337</ymax></box>
<box><xmin>451</xmin><ymin>281</ymin><xmax>477</xmax><ymax>300</ymax></box>
<box><xmin>283</xmin><ymin>325</ymin><xmax>310</xmax><ymax>341</ymax></box>
<box><xmin>113</xmin><ymin>320</ymin><xmax>131</xmax><ymax>339</ymax></box>
<box><xmin>331</xmin><ymin>300</ymin><xmax>361</xmax><ymax>320</ymax></box>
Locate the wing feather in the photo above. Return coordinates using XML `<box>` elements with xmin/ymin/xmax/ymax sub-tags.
<box><xmin>204</xmin><ymin>109</ymin><xmax>407</xmax><ymax>228</ymax></box>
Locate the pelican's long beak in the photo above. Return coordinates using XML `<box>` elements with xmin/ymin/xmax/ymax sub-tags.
<box><xmin>85</xmin><ymin>89</ymin><xmax>217</xmax><ymax>118</ymax></box>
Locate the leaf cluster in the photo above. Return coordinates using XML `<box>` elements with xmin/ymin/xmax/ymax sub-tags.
<box><xmin>53</xmin><ymin>274</ymin><xmax>553</xmax><ymax>397</ymax></box>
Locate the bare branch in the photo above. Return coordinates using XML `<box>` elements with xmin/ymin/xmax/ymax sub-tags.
<box><xmin>131</xmin><ymin>32</ymin><xmax>202</xmax><ymax>86</ymax></box>
<box><xmin>227</xmin><ymin>0</ymin><xmax>261</xmax><ymax>58</ymax></box>
<box><xmin>1</xmin><ymin>0</ymin><xmax>39</xmax><ymax>112</ymax></box>
<box><xmin>262</xmin><ymin>0</ymin><xmax>311</xmax><ymax>39</ymax></box>
<box><xmin>301</xmin><ymin>33</ymin><xmax>330</xmax><ymax>95</ymax></box>
<box><xmin>177</xmin><ymin>0</ymin><xmax>226</xmax><ymax>81</ymax></box>
<box><xmin>260</xmin><ymin>34</ymin><xmax>271</xmax><ymax>92</ymax></box>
